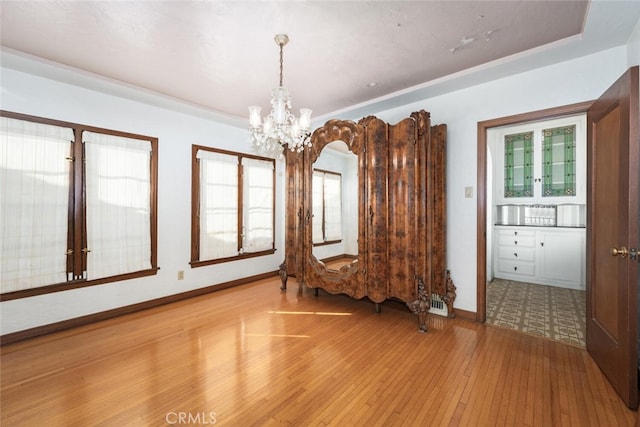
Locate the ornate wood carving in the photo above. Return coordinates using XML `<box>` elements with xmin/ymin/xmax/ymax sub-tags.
<box><xmin>306</xmin><ymin>255</ymin><xmax>364</xmax><ymax>299</ymax></box>
<box><xmin>410</xmin><ymin>110</ymin><xmax>430</xmax><ymax>136</ymax></box>
<box><xmin>281</xmin><ymin>112</ymin><xmax>451</xmax><ymax>331</ymax></box>
<box><xmin>442</xmin><ymin>270</ymin><xmax>457</xmax><ymax>318</ymax></box>
<box><xmin>309</xmin><ymin>119</ymin><xmax>363</xmax><ymax>161</ymax></box>
<box><xmin>278</xmin><ymin>261</ymin><xmax>288</xmax><ymax>291</ymax></box>
<box><xmin>407</xmin><ymin>277</ymin><xmax>430</xmax><ymax>333</ymax></box>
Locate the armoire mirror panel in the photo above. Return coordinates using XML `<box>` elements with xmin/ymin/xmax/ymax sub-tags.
<box><xmin>311</xmin><ymin>141</ymin><xmax>358</xmax><ymax>271</ymax></box>
<box><xmin>304</xmin><ymin>120</ymin><xmax>366</xmax><ymax>299</ymax></box>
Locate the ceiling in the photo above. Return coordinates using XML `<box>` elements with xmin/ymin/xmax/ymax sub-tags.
<box><xmin>1</xmin><ymin>1</ymin><xmax>639</xmax><ymax>128</ymax></box>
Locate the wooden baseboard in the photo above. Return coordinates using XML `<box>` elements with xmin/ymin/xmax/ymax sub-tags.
<box><xmin>1</xmin><ymin>270</ymin><xmax>279</xmax><ymax>346</ymax></box>
<box><xmin>2</xmin><ymin>271</ymin><xmax>479</xmax><ymax>346</ymax></box>
<box><xmin>453</xmin><ymin>307</ymin><xmax>477</xmax><ymax>322</ymax></box>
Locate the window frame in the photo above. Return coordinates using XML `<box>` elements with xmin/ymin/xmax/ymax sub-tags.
<box><xmin>0</xmin><ymin>110</ymin><xmax>159</xmax><ymax>301</ymax></box>
<box><xmin>190</xmin><ymin>145</ymin><xmax>276</xmax><ymax>267</ymax></box>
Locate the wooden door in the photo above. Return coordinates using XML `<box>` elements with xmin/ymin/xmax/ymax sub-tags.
<box><xmin>586</xmin><ymin>66</ymin><xmax>639</xmax><ymax>408</ymax></box>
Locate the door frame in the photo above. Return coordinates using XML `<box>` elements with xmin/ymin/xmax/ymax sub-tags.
<box><xmin>476</xmin><ymin>101</ymin><xmax>593</xmax><ymax>322</ymax></box>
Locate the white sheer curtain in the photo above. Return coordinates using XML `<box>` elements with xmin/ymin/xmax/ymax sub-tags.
<box><xmin>0</xmin><ymin>117</ymin><xmax>73</xmax><ymax>292</ymax></box>
<box><xmin>324</xmin><ymin>173</ymin><xmax>342</xmax><ymax>241</ymax></box>
<box><xmin>83</xmin><ymin>131</ymin><xmax>152</xmax><ymax>280</ymax></box>
<box><xmin>197</xmin><ymin>150</ymin><xmax>239</xmax><ymax>260</ymax></box>
<box><xmin>242</xmin><ymin>158</ymin><xmax>274</xmax><ymax>253</ymax></box>
<box><xmin>312</xmin><ymin>170</ymin><xmax>324</xmax><ymax>244</ymax></box>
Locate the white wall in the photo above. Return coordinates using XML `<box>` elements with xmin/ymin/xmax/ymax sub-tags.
<box><xmin>0</xmin><ymin>66</ymin><xmax>287</xmax><ymax>335</ymax></box>
<box><xmin>367</xmin><ymin>46</ymin><xmax>631</xmax><ymax>313</ymax></box>
<box><xmin>628</xmin><ymin>17</ymin><xmax>640</xmax><ymax>67</ymax></box>
<box><xmin>0</xmin><ymin>44</ymin><xmax>635</xmax><ymax>333</ymax></box>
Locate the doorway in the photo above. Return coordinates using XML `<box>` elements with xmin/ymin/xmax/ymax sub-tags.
<box><xmin>483</xmin><ymin>113</ymin><xmax>587</xmax><ymax>347</ymax></box>
<box><xmin>475</xmin><ymin>101</ymin><xmax>592</xmax><ymax>324</ymax></box>
<box><xmin>477</xmin><ymin>68</ymin><xmax>639</xmax><ymax>409</ymax></box>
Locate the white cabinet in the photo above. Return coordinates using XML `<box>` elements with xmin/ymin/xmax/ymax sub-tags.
<box><xmin>492</xmin><ymin>115</ymin><xmax>586</xmax><ymax>205</ymax></box>
<box><xmin>495</xmin><ymin>228</ymin><xmax>537</xmax><ymax>280</ymax></box>
<box><xmin>493</xmin><ymin>226</ymin><xmax>585</xmax><ymax>290</ymax></box>
<box><xmin>538</xmin><ymin>230</ymin><xmax>585</xmax><ymax>287</ymax></box>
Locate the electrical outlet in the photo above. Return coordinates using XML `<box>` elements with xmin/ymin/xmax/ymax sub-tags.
<box><xmin>177</xmin><ymin>270</ymin><xmax>184</xmax><ymax>280</ymax></box>
<box><xmin>464</xmin><ymin>186</ymin><xmax>473</xmax><ymax>198</ymax></box>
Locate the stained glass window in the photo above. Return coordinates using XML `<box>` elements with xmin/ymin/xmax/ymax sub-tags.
<box><xmin>504</xmin><ymin>131</ymin><xmax>534</xmax><ymax>198</ymax></box>
<box><xmin>542</xmin><ymin>125</ymin><xmax>576</xmax><ymax>197</ymax></box>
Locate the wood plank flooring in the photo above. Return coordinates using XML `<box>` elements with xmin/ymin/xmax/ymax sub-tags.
<box><xmin>1</xmin><ymin>277</ymin><xmax>636</xmax><ymax>426</ymax></box>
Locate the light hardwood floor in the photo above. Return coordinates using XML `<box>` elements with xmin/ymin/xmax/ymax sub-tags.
<box><xmin>1</xmin><ymin>277</ymin><xmax>636</xmax><ymax>426</ymax></box>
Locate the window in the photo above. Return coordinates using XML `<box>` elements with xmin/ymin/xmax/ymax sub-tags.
<box><xmin>504</xmin><ymin>131</ymin><xmax>534</xmax><ymax>198</ymax></box>
<box><xmin>83</xmin><ymin>132</ymin><xmax>154</xmax><ymax>280</ymax></box>
<box><xmin>542</xmin><ymin>125</ymin><xmax>576</xmax><ymax>197</ymax></box>
<box><xmin>312</xmin><ymin>169</ymin><xmax>342</xmax><ymax>245</ymax></box>
<box><xmin>0</xmin><ymin>111</ymin><xmax>158</xmax><ymax>300</ymax></box>
<box><xmin>191</xmin><ymin>146</ymin><xmax>275</xmax><ymax>266</ymax></box>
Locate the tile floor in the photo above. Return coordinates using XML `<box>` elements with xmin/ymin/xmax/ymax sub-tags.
<box><xmin>486</xmin><ymin>278</ymin><xmax>585</xmax><ymax>347</ymax></box>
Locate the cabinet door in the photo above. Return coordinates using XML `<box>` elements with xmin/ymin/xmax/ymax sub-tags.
<box><xmin>283</xmin><ymin>149</ymin><xmax>305</xmax><ymax>278</ymax></box>
<box><xmin>541</xmin><ymin>125</ymin><xmax>577</xmax><ymax>198</ymax></box>
<box><xmin>387</xmin><ymin>118</ymin><xmax>417</xmax><ymax>302</ymax></box>
<box><xmin>430</xmin><ymin>123</ymin><xmax>447</xmax><ymax>296</ymax></box>
<box><xmin>503</xmin><ymin>131</ymin><xmax>535</xmax><ymax>199</ymax></box>
<box><xmin>538</xmin><ymin>230</ymin><xmax>585</xmax><ymax>289</ymax></box>
<box><xmin>493</xmin><ymin>126</ymin><xmax>536</xmax><ymax>204</ymax></box>
<box><xmin>540</xmin><ymin>115</ymin><xmax>586</xmax><ymax>204</ymax></box>
<box><xmin>492</xmin><ymin>115</ymin><xmax>586</xmax><ymax>204</ymax></box>
<box><xmin>364</xmin><ymin>118</ymin><xmax>389</xmax><ymax>303</ymax></box>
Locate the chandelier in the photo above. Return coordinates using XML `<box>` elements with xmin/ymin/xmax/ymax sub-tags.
<box><xmin>248</xmin><ymin>34</ymin><xmax>312</xmax><ymax>157</ymax></box>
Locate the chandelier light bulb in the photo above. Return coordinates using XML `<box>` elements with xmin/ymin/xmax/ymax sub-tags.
<box><xmin>248</xmin><ymin>106</ymin><xmax>262</xmax><ymax>127</ymax></box>
<box><xmin>248</xmin><ymin>34</ymin><xmax>312</xmax><ymax>158</ymax></box>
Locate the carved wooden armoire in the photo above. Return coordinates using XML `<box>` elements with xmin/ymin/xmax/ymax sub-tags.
<box><xmin>280</xmin><ymin>110</ymin><xmax>455</xmax><ymax>331</ymax></box>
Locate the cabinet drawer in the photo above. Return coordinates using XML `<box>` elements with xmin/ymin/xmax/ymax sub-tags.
<box><xmin>497</xmin><ymin>246</ymin><xmax>535</xmax><ymax>261</ymax></box>
<box><xmin>497</xmin><ymin>233</ymin><xmax>535</xmax><ymax>248</ymax></box>
<box><xmin>496</xmin><ymin>260</ymin><xmax>536</xmax><ymax>277</ymax></box>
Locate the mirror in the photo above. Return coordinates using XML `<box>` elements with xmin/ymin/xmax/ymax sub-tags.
<box><xmin>311</xmin><ymin>140</ymin><xmax>358</xmax><ymax>272</ymax></box>
<box><xmin>299</xmin><ymin>119</ymin><xmax>365</xmax><ymax>299</ymax></box>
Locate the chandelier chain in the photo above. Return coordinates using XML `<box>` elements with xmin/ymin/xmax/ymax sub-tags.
<box><xmin>279</xmin><ymin>42</ymin><xmax>284</xmax><ymax>87</ymax></box>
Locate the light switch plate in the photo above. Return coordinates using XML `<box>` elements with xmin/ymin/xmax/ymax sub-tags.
<box><xmin>464</xmin><ymin>186</ymin><xmax>473</xmax><ymax>198</ymax></box>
